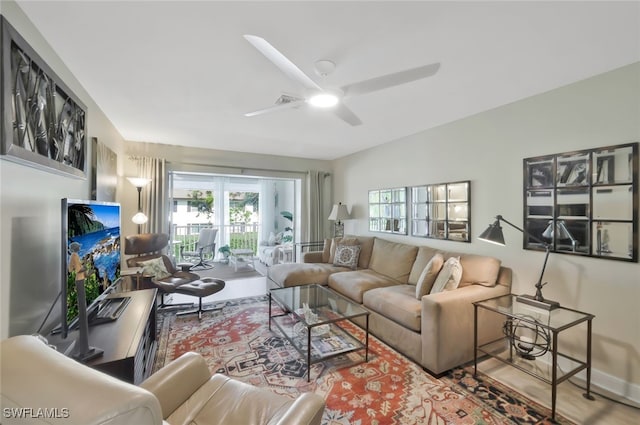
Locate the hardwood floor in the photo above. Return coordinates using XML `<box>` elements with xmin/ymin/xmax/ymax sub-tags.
<box><xmin>169</xmin><ymin>275</ymin><xmax>640</xmax><ymax>424</ymax></box>
<box><xmin>479</xmin><ymin>357</ymin><xmax>639</xmax><ymax>424</ymax></box>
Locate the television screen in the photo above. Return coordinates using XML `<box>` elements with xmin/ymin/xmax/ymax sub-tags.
<box><xmin>61</xmin><ymin>198</ymin><xmax>121</xmax><ymax>337</ymax></box>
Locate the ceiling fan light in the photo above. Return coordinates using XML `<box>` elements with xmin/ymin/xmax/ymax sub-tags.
<box><xmin>308</xmin><ymin>92</ymin><xmax>339</xmax><ymax>108</ymax></box>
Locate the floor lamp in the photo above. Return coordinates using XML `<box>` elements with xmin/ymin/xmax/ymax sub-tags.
<box><xmin>127</xmin><ymin>177</ymin><xmax>151</xmax><ymax>233</ymax></box>
<box><xmin>478</xmin><ymin>215</ymin><xmax>562</xmax><ymax>310</ymax></box>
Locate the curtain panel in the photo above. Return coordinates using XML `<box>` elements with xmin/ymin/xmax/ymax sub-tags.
<box><xmin>132</xmin><ymin>156</ymin><xmax>167</xmax><ymax>234</ymax></box>
<box><xmin>307</xmin><ymin>170</ymin><xmax>331</xmax><ymax>243</ymax></box>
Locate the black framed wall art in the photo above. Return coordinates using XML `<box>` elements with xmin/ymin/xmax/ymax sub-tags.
<box><xmin>1</xmin><ymin>16</ymin><xmax>87</xmax><ymax>179</ymax></box>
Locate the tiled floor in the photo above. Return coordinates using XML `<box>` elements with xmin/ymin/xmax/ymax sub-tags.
<box><xmin>170</xmin><ymin>275</ymin><xmax>640</xmax><ymax>424</ymax></box>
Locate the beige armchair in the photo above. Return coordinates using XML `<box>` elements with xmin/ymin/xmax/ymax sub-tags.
<box><xmin>1</xmin><ymin>335</ymin><xmax>325</xmax><ymax>425</ymax></box>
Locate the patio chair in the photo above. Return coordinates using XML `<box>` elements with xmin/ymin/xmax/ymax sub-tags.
<box><xmin>181</xmin><ymin>228</ymin><xmax>218</xmax><ymax>270</ymax></box>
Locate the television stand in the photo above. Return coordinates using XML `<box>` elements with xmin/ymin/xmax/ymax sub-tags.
<box><xmin>49</xmin><ymin>289</ymin><xmax>157</xmax><ymax>384</ymax></box>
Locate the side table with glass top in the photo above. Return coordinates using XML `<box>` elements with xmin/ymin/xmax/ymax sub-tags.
<box><xmin>473</xmin><ymin>294</ymin><xmax>595</xmax><ymax>420</ymax></box>
<box><xmin>269</xmin><ymin>284</ymin><xmax>370</xmax><ymax>382</ymax></box>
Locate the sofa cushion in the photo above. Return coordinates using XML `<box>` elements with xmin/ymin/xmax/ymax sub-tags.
<box><xmin>368</xmin><ymin>239</ymin><xmax>418</xmax><ymax>283</ymax></box>
<box><xmin>430</xmin><ymin>256</ymin><xmax>462</xmax><ymax>294</ymax></box>
<box><xmin>353</xmin><ymin>236</ymin><xmax>375</xmax><ymax>269</ymax></box>
<box><xmin>328</xmin><ymin>270</ymin><xmax>399</xmax><ymax>304</ymax></box>
<box><xmin>459</xmin><ymin>254</ymin><xmax>502</xmax><ymax>287</ymax></box>
<box><xmin>415</xmin><ymin>253</ymin><xmax>444</xmax><ymax>299</ymax></box>
<box><xmin>408</xmin><ymin>246</ymin><xmax>440</xmax><ymax>284</ymax></box>
<box><xmin>364</xmin><ymin>285</ymin><xmax>422</xmax><ymax>332</ymax></box>
<box><xmin>268</xmin><ymin>263</ymin><xmax>348</xmax><ymax>287</ymax></box>
<box><xmin>333</xmin><ymin>244</ymin><xmax>361</xmax><ymax>269</ymax></box>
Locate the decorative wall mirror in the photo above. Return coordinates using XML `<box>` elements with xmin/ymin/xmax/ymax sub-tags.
<box><xmin>368</xmin><ymin>187</ymin><xmax>407</xmax><ymax>234</ymax></box>
<box><xmin>410</xmin><ymin>180</ymin><xmax>471</xmax><ymax>242</ymax></box>
<box><xmin>523</xmin><ymin>142</ymin><xmax>638</xmax><ymax>261</ymax></box>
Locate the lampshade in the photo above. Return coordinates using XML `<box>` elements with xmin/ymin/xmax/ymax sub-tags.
<box><xmin>328</xmin><ymin>203</ymin><xmax>350</xmax><ymax>221</ymax></box>
<box><xmin>132</xmin><ymin>212</ymin><xmax>148</xmax><ymax>225</ymax></box>
<box><xmin>127</xmin><ymin>177</ymin><xmax>151</xmax><ymax>188</ymax></box>
<box><xmin>477</xmin><ymin>219</ymin><xmax>505</xmax><ymax>246</ymax></box>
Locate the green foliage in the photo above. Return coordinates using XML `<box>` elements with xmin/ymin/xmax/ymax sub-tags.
<box><xmin>229</xmin><ymin>232</ymin><xmax>258</xmax><ymax>251</ymax></box>
<box><xmin>228</xmin><ymin>192</ymin><xmax>259</xmax><ymax>224</ymax></box>
<box><xmin>188</xmin><ymin>190</ymin><xmax>214</xmax><ymax>221</ymax></box>
<box><xmin>229</xmin><ymin>206</ymin><xmax>252</xmax><ymax>224</ymax></box>
<box><xmin>66</xmin><ymin>271</ymin><xmax>101</xmax><ymax>322</ymax></box>
<box><xmin>280</xmin><ymin>210</ymin><xmax>293</xmax><ymax>222</ymax></box>
<box><xmin>280</xmin><ymin>211</ymin><xmax>293</xmax><ymax>243</ymax></box>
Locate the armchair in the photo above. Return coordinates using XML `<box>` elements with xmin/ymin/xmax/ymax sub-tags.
<box><xmin>1</xmin><ymin>335</ymin><xmax>325</xmax><ymax>425</ymax></box>
<box><xmin>124</xmin><ymin>233</ymin><xmax>200</xmax><ymax>307</ymax></box>
<box><xmin>181</xmin><ymin>228</ymin><xmax>218</xmax><ymax>270</ymax></box>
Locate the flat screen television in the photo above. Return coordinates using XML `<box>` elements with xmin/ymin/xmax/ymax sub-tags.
<box><xmin>61</xmin><ymin>198</ymin><xmax>121</xmax><ymax>338</ymax></box>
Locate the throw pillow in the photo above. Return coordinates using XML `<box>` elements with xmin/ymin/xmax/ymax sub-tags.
<box><xmin>137</xmin><ymin>257</ymin><xmax>171</xmax><ymax>279</ymax></box>
<box><xmin>415</xmin><ymin>253</ymin><xmax>445</xmax><ymax>299</ymax></box>
<box><xmin>333</xmin><ymin>244</ymin><xmax>361</xmax><ymax>270</ymax></box>
<box><xmin>268</xmin><ymin>232</ymin><xmax>277</xmax><ymax>246</ymax></box>
<box><xmin>430</xmin><ymin>256</ymin><xmax>463</xmax><ymax>294</ymax></box>
<box><xmin>329</xmin><ymin>237</ymin><xmax>359</xmax><ymax>263</ymax></box>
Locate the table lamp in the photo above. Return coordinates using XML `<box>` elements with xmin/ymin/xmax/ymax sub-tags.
<box><xmin>478</xmin><ymin>215</ymin><xmax>560</xmax><ymax>310</ymax></box>
<box><xmin>328</xmin><ymin>202</ymin><xmax>351</xmax><ymax>237</ymax></box>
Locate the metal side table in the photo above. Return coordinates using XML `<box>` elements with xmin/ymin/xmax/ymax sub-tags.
<box><xmin>474</xmin><ymin>294</ymin><xmax>595</xmax><ymax>421</ymax></box>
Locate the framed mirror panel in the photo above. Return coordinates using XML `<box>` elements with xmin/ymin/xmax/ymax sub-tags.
<box><xmin>369</xmin><ymin>187</ymin><xmax>408</xmax><ymax>235</ymax></box>
<box><xmin>410</xmin><ymin>180</ymin><xmax>471</xmax><ymax>242</ymax></box>
<box><xmin>523</xmin><ymin>142</ymin><xmax>638</xmax><ymax>262</ymax></box>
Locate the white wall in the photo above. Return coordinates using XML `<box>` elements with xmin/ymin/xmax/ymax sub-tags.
<box><xmin>333</xmin><ymin>63</ymin><xmax>640</xmax><ymax>394</ymax></box>
<box><xmin>0</xmin><ymin>1</ymin><xmax>126</xmax><ymax>338</ymax></box>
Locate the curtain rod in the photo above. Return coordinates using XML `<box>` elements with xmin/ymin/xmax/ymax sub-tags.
<box><xmin>167</xmin><ymin>160</ymin><xmax>330</xmax><ymax>177</ymax></box>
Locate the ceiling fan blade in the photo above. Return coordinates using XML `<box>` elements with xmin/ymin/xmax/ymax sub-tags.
<box><xmin>333</xmin><ymin>103</ymin><xmax>362</xmax><ymax>126</ymax></box>
<box><xmin>244</xmin><ymin>99</ymin><xmax>305</xmax><ymax>117</ymax></box>
<box><xmin>342</xmin><ymin>63</ymin><xmax>441</xmax><ymax>97</ymax></box>
<box><xmin>244</xmin><ymin>35</ymin><xmax>322</xmax><ymax>92</ymax></box>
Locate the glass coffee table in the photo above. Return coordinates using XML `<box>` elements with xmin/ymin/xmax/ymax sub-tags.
<box><xmin>269</xmin><ymin>284</ymin><xmax>370</xmax><ymax>382</ymax></box>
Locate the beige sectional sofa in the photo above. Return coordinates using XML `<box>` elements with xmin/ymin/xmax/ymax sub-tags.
<box><xmin>268</xmin><ymin>236</ymin><xmax>512</xmax><ymax>375</ymax></box>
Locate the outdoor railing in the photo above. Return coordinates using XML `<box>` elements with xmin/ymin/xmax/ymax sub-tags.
<box><xmin>171</xmin><ymin>223</ymin><xmax>260</xmax><ymax>261</ymax></box>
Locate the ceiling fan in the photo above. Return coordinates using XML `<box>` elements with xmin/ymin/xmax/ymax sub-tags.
<box><xmin>243</xmin><ymin>35</ymin><xmax>440</xmax><ymax>126</ymax></box>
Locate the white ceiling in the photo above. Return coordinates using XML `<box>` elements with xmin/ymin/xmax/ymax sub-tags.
<box><xmin>16</xmin><ymin>1</ymin><xmax>640</xmax><ymax>161</ymax></box>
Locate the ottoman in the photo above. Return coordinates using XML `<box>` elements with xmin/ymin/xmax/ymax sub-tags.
<box><xmin>174</xmin><ymin>277</ymin><xmax>225</xmax><ymax>319</ymax></box>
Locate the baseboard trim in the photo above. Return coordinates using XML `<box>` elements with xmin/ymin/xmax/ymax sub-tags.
<box><xmin>553</xmin><ymin>357</ymin><xmax>640</xmax><ymax>406</ymax></box>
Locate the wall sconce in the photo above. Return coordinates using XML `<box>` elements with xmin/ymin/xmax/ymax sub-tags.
<box><xmin>328</xmin><ymin>202</ymin><xmax>351</xmax><ymax>238</ymax></box>
<box><xmin>127</xmin><ymin>177</ymin><xmax>151</xmax><ymax>230</ymax></box>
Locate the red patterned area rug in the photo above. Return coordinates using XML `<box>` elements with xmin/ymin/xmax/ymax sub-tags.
<box><xmin>154</xmin><ymin>296</ymin><xmax>574</xmax><ymax>425</ymax></box>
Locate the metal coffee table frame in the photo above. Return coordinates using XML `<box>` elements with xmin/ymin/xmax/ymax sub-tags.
<box><xmin>269</xmin><ymin>284</ymin><xmax>370</xmax><ymax>382</ymax></box>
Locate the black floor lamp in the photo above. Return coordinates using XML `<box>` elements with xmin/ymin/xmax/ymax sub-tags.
<box><xmin>478</xmin><ymin>215</ymin><xmax>565</xmax><ymax>310</ymax></box>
